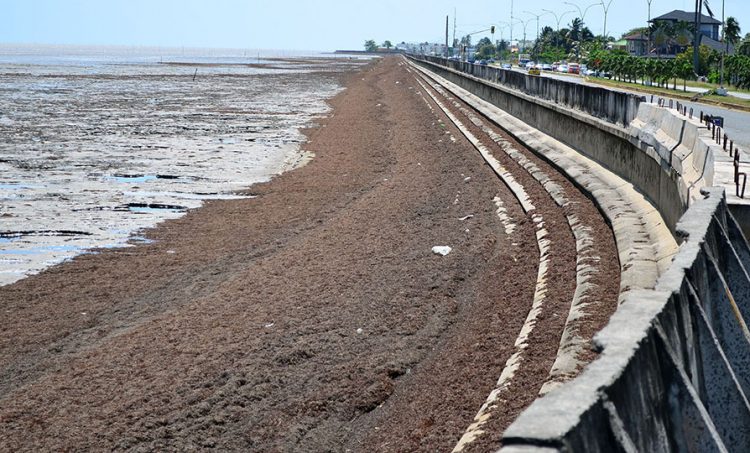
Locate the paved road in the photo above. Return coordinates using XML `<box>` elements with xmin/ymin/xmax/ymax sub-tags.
<box><xmin>508</xmin><ymin>68</ymin><xmax>750</xmax><ymax>150</ymax></box>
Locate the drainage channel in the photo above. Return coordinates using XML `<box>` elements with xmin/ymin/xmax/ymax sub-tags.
<box><xmin>408</xmin><ymin>62</ymin><xmax>621</xmax><ymax>451</ymax></box>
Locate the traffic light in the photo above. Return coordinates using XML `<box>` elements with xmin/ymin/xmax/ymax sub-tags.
<box><xmin>491</xmin><ymin>26</ymin><xmax>495</xmax><ymax>34</ymax></box>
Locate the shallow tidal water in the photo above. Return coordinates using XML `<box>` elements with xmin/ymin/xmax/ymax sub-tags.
<box><xmin>0</xmin><ymin>46</ymin><xmax>368</xmax><ymax>285</ymax></box>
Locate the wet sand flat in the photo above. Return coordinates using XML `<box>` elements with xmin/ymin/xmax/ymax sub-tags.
<box><xmin>0</xmin><ymin>58</ymin><xmax>357</xmax><ymax>285</ymax></box>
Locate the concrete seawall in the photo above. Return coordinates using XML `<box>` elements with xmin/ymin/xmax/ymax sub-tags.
<box><xmin>503</xmin><ymin>188</ymin><xmax>750</xmax><ymax>451</ymax></box>
<box><xmin>407</xmin><ymin>56</ymin><xmax>750</xmax><ymax>451</ymax></box>
<box><xmin>409</xmin><ymin>56</ymin><xmax>715</xmax><ymax>232</ymax></box>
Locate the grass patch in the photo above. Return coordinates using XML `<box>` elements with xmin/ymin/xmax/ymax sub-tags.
<box><xmin>585</xmin><ymin>77</ymin><xmax>750</xmax><ymax>111</ymax></box>
<box><xmin>683</xmin><ymin>79</ymin><xmax>750</xmax><ymax>94</ymax></box>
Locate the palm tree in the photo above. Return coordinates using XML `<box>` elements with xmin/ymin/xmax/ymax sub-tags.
<box><xmin>694</xmin><ymin>0</ymin><xmax>714</xmax><ymax>74</ymax></box>
<box><xmin>568</xmin><ymin>18</ymin><xmax>584</xmax><ymax>59</ymax></box>
<box><xmin>650</xmin><ymin>21</ymin><xmax>673</xmax><ymax>58</ymax></box>
<box><xmin>568</xmin><ymin>18</ymin><xmax>583</xmax><ymax>43</ymax></box>
<box><xmin>673</xmin><ymin>21</ymin><xmax>693</xmax><ymax>50</ymax></box>
<box><xmin>725</xmin><ymin>17</ymin><xmax>741</xmax><ymax>53</ymax></box>
<box><xmin>738</xmin><ymin>33</ymin><xmax>750</xmax><ymax>56</ymax></box>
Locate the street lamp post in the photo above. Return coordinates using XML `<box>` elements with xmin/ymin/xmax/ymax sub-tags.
<box><xmin>523</xmin><ymin>10</ymin><xmax>552</xmax><ymax>45</ymax></box>
<box><xmin>600</xmin><ymin>0</ymin><xmax>615</xmax><ymax>39</ymax></box>
<box><xmin>510</xmin><ymin>0</ymin><xmax>514</xmax><ymax>51</ymax></box>
<box><xmin>542</xmin><ymin>9</ymin><xmax>576</xmax><ymax>48</ymax></box>
<box><xmin>646</xmin><ymin>0</ymin><xmax>654</xmax><ymax>56</ymax></box>
<box><xmin>564</xmin><ymin>1</ymin><xmax>600</xmax><ymax>23</ymax></box>
<box><xmin>514</xmin><ymin>18</ymin><xmax>534</xmax><ymax>54</ymax></box>
<box><xmin>563</xmin><ymin>2</ymin><xmax>599</xmax><ymax>59</ymax></box>
<box><xmin>496</xmin><ymin>22</ymin><xmax>511</xmax><ymax>43</ymax></box>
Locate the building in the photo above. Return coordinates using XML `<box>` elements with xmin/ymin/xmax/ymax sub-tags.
<box><xmin>622</xmin><ymin>10</ymin><xmax>731</xmax><ymax>57</ymax></box>
<box><xmin>650</xmin><ymin>9</ymin><xmax>721</xmax><ymax>41</ymax></box>
<box><xmin>623</xmin><ymin>31</ymin><xmax>648</xmax><ymax>56</ymax></box>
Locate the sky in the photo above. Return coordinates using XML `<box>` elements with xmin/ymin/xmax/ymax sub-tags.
<box><xmin>3</xmin><ymin>0</ymin><xmax>749</xmax><ymax>52</ymax></box>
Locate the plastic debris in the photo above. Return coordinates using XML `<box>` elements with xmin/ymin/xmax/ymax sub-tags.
<box><xmin>432</xmin><ymin>246</ymin><xmax>452</xmax><ymax>256</ymax></box>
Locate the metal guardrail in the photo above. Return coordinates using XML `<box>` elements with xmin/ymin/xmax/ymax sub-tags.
<box><xmin>698</xmin><ymin>109</ymin><xmax>747</xmax><ymax>199</ymax></box>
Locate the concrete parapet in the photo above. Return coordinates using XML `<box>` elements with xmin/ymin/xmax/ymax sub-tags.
<box><xmin>421</xmin><ymin>56</ymin><xmax>642</xmax><ymax>126</ymax></box>
<box><xmin>502</xmin><ymin>188</ymin><xmax>750</xmax><ymax>452</ymax></box>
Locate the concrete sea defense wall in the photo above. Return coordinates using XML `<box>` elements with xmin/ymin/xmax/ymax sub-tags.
<box><xmin>503</xmin><ymin>188</ymin><xmax>750</xmax><ymax>452</ymax></box>
<box><xmin>407</xmin><ymin>56</ymin><xmax>750</xmax><ymax>451</ymax></box>
<box><xmin>409</xmin><ymin>56</ymin><xmax>720</xmax><ymax>233</ymax></box>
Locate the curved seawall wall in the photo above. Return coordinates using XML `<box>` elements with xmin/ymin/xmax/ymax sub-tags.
<box><xmin>410</xmin><ymin>56</ymin><xmax>724</xmax><ymax>233</ymax></box>
<box><xmin>407</xmin><ymin>56</ymin><xmax>750</xmax><ymax>451</ymax></box>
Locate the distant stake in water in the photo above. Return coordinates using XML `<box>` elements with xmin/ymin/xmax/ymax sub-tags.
<box><xmin>192</xmin><ymin>68</ymin><xmax>198</xmax><ymax>81</ymax></box>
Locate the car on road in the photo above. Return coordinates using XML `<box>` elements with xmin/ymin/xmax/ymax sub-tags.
<box><xmin>568</xmin><ymin>63</ymin><xmax>580</xmax><ymax>74</ymax></box>
<box><xmin>502</xmin><ymin>63</ymin><xmax>512</xmax><ymax>70</ymax></box>
<box><xmin>525</xmin><ymin>61</ymin><xmax>536</xmax><ymax>69</ymax></box>
<box><xmin>478</xmin><ymin>60</ymin><xmax>488</xmax><ymax>65</ymax></box>
<box><xmin>528</xmin><ymin>67</ymin><xmax>541</xmax><ymax>76</ymax></box>
<box><xmin>541</xmin><ymin>63</ymin><xmax>552</xmax><ymax>71</ymax></box>
<box><xmin>557</xmin><ymin>64</ymin><xmax>568</xmax><ymax>73</ymax></box>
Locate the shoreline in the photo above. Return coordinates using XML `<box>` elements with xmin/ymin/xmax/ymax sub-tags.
<box><xmin>0</xmin><ymin>57</ymin><xmax>351</xmax><ymax>286</ymax></box>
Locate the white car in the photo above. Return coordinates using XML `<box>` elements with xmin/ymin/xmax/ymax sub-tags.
<box><xmin>525</xmin><ymin>61</ymin><xmax>536</xmax><ymax>69</ymax></box>
<box><xmin>557</xmin><ymin>65</ymin><xmax>569</xmax><ymax>73</ymax></box>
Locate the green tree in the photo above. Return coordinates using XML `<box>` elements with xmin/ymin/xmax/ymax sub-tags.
<box><xmin>673</xmin><ymin>21</ymin><xmax>693</xmax><ymax>49</ymax></box>
<box><xmin>568</xmin><ymin>18</ymin><xmax>584</xmax><ymax>43</ymax></box>
<box><xmin>496</xmin><ymin>40</ymin><xmax>510</xmax><ymax>59</ymax></box>
<box><xmin>738</xmin><ymin>33</ymin><xmax>750</xmax><ymax>56</ymax></box>
<box><xmin>475</xmin><ymin>37</ymin><xmax>495</xmax><ymax>59</ymax></box>
<box><xmin>649</xmin><ymin>21</ymin><xmax>673</xmax><ymax>58</ymax></box>
<box><xmin>364</xmin><ymin>40</ymin><xmax>378</xmax><ymax>52</ymax></box>
<box><xmin>725</xmin><ymin>17</ymin><xmax>741</xmax><ymax>53</ymax></box>
<box><xmin>674</xmin><ymin>51</ymin><xmax>695</xmax><ymax>91</ymax></box>
<box><xmin>568</xmin><ymin>18</ymin><xmax>586</xmax><ymax>60</ymax></box>
<box><xmin>726</xmin><ymin>54</ymin><xmax>750</xmax><ymax>88</ymax></box>
<box><xmin>382</xmin><ymin>40</ymin><xmax>393</xmax><ymax>49</ymax></box>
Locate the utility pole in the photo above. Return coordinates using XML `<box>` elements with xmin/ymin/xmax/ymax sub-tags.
<box><xmin>445</xmin><ymin>15</ymin><xmax>450</xmax><ymax>57</ymax></box>
<box><xmin>720</xmin><ymin>0</ymin><xmax>726</xmax><ymax>91</ymax></box>
<box><xmin>694</xmin><ymin>0</ymin><xmax>702</xmax><ymax>75</ymax></box>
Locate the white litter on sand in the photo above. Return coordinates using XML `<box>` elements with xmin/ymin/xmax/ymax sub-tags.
<box><xmin>431</xmin><ymin>246</ymin><xmax>452</xmax><ymax>256</ymax></box>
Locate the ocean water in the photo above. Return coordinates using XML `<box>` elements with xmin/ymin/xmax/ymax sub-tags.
<box><xmin>0</xmin><ymin>44</ymin><xmax>368</xmax><ymax>285</ymax></box>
